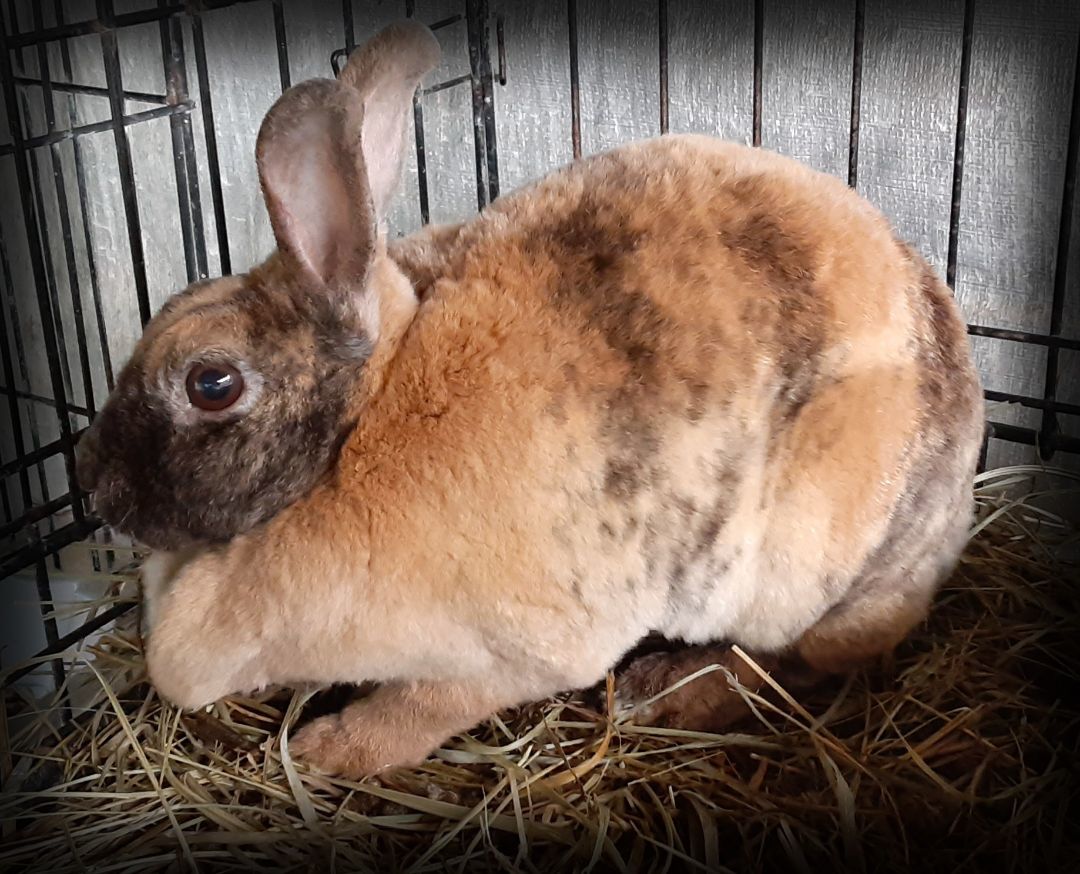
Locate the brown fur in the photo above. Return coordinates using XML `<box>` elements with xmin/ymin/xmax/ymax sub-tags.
<box><xmin>77</xmin><ymin>22</ymin><xmax>984</xmax><ymax>779</ymax></box>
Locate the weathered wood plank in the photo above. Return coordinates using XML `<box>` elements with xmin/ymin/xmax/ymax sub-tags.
<box><xmin>576</xmin><ymin>0</ymin><xmax>660</xmax><ymax>156</ymax></box>
<box><xmin>667</xmin><ymin>0</ymin><xmax>755</xmax><ymax>144</ymax></box>
<box><xmin>956</xmin><ymin>0</ymin><xmax>1079</xmax><ymax>467</ymax></box>
<box><xmin>956</xmin><ymin>0</ymin><xmax>1077</xmax><ymax>337</ymax></box>
<box><xmin>492</xmin><ymin>0</ymin><xmax>574</xmax><ymax>194</ymax></box>
<box><xmin>857</xmin><ymin>0</ymin><xmax>963</xmax><ymax>274</ymax></box>
<box><xmin>198</xmin><ymin>1</ymin><xmax>280</xmax><ymax>273</ymax></box>
<box><xmin>760</xmin><ymin>0</ymin><xmax>854</xmax><ymax>179</ymax></box>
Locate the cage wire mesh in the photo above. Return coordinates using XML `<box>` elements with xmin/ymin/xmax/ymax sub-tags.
<box><xmin>0</xmin><ymin>0</ymin><xmax>1077</xmax><ymax>849</ymax></box>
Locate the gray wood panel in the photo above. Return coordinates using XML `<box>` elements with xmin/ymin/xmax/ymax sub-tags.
<box><xmin>955</xmin><ymin>0</ymin><xmax>1079</xmax><ymax>468</ymax></box>
<box><xmin>857</xmin><ymin>0</ymin><xmax>963</xmax><ymax>275</ymax></box>
<box><xmin>411</xmin><ymin>1</ymin><xmax>481</xmax><ymax>227</ymax></box>
<box><xmin>198</xmin><ymin>2</ymin><xmax>281</xmax><ymax>273</ymax></box>
<box><xmin>577</xmin><ymin>0</ymin><xmax>660</xmax><ymax>156</ymax></box>
<box><xmin>667</xmin><ymin>0</ymin><xmax>755</xmax><ymax>144</ymax></box>
<box><xmin>760</xmin><ymin>0</ymin><xmax>854</xmax><ymax>179</ymax></box>
<box><xmin>492</xmin><ymin>0</ymin><xmax>574</xmax><ymax>194</ymax></box>
<box><xmin>956</xmin><ymin>0</ymin><xmax>1078</xmax><ymax>337</ymax></box>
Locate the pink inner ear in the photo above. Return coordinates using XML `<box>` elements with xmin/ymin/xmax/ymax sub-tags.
<box><xmin>361</xmin><ymin>89</ymin><xmax>410</xmax><ymax>220</ymax></box>
<box><xmin>276</xmin><ymin>132</ymin><xmax>356</xmax><ymax>283</ymax></box>
<box><xmin>258</xmin><ymin>85</ymin><xmax>374</xmax><ymax>290</ymax></box>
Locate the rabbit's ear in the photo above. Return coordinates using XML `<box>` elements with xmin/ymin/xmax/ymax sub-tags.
<box><xmin>256</xmin><ymin>79</ymin><xmax>375</xmax><ymax>294</ymax></box>
<box><xmin>338</xmin><ymin>20</ymin><xmax>440</xmax><ymax>223</ymax></box>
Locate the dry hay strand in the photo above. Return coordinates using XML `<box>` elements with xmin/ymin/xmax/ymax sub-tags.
<box><xmin>1</xmin><ymin>466</ymin><xmax>1078</xmax><ymax>874</ymax></box>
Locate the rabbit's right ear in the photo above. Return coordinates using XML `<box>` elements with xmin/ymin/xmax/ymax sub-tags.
<box><xmin>338</xmin><ymin>20</ymin><xmax>441</xmax><ymax>224</ymax></box>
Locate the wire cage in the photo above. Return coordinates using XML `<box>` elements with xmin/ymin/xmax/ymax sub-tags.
<box><xmin>0</xmin><ymin>0</ymin><xmax>509</xmax><ymax>705</ymax></box>
<box><xmin>0</xmin><ymin>0</ymin><xmax>1078</xmax><ymax>838</ymax></box>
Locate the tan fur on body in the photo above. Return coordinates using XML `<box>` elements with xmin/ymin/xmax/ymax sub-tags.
<box><xmin>78</xmin><ymin>23</ymin><xmax>983</xmax><ymax>776</ymax></box>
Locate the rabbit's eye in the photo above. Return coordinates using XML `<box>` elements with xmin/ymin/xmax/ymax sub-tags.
<box><xmin>185</xmin><ymin>363</ymin><xmax>245</xmax><ymax>412</ymax></box>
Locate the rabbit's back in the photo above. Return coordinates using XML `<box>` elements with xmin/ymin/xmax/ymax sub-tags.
<box><xmin>359</xmin><ymin>134</ymin><xmax>982</xmax><ymax>675</ymax></box>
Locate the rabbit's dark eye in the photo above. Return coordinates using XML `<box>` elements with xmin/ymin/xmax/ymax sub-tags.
<box><xmin>185</xmin><ymin>363</ymin><xmax>244</xmax><ymax>411</ymax></box>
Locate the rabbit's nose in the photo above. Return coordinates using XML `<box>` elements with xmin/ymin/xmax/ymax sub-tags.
<box><xmin>75</xmin><ymin>428</ymin><xmax>102</xmax><ymax>492</ymax></box>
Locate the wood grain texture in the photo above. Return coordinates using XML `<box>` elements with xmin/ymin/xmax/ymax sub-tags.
<box><xmin>857</xmin><ymin>0</ymin><xmax>962</xmax><ymax>275</ymax></box>
<box><xmin>760</xmin><ymin>0</ymin><xmax>855</xmax><ymax>179</ymax></box>
<box><xmin>955</xmin><ymin>0</ymin><xmax>1079</xmax><ymax>467</ymax></box>
<box><xmin>492</xmin><ymin>0</ymin><xmax>574</xmax><ymax>194</ymax></box>
<box><xmin>412</xmin><ymin>0</ymin><xmax>478</xmax><ymax>226</ymax></box>
<box><xmin>955</xmin><ymin>0</ymin><xmax>1078</xmax><ymax>337</ymax></box>
<box><xmin>576</xmin><ymin>0</ymin><xmax>660</xmax><ymax>156</ymax></box>
<box><xmin>667</xmin><ymin>0</ymin><xmax>755</xmax><ymax>144</ymax></box>
<box><xmin>198</xmin><ymin>2</ymin><xmax>280</xmax><ymax>273</ymax></box>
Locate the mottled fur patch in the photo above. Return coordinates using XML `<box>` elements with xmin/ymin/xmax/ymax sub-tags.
<box><xmin>722</xmin><ymin>176</ymin><xmax>829</xmax><ymax>424</ymax></box>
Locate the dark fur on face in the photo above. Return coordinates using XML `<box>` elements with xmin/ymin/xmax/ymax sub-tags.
<box><xmin>76</xmin><ymin>270</ymin><xmax>370</xmax><ymax>550</ymax></box>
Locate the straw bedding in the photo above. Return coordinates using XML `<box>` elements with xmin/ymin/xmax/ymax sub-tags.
<box><xmin>2</xmin><ymin>466</ymin><xmax>1077</xmax><ymax>874</ymax></box>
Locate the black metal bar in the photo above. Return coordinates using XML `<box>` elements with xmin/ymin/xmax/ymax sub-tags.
<box><xmin>0</xmin><ymin>11</ymin><xmax>80</xmax><ymax>522</ymax></box>
<box><xmin>0</xmin><ymin>217</ymin><xmax>49</xmax><ymax>526</ymax></box>
<box><xmin>191</xmin><ymin>13</ymin><xmax>231</xmax><ymax>276</ymax></box>
<box><xmin>2</xmin><ymin>601</ymin><xmax>136</xmax><ymax>688</ymax></box>
<box><xmin>480</xmin><ymin>12</ymin><xmax>500</xmax><ymax>202</ymax></box>
<box><xmin>179</xmin><ymin>116</ymin><xmax>208</xmax><ymax>279</ymax></box>
<box><xmin>985</xmin><ymin>421</ymin><xmax>1080</xmax><ymax>454</ymax></box>
<box><xmin>22</xmin><ymin>97</ymin><xmax>76</xmax><ymax>417</ymax></box>
<box><xmin>55</xmin><ymin>0</ymin><xmax>113</xmax><ymax>401</ymax></box>
<box><xmin>753</xmin><ymin>0</ymin><xmax>763</xmax><ymax>147</ymax></box>
<box><xmin>1</xmin><ymin>480</ymin><xmax>12</xmax><ymax>523</ymax></box>
<box><xmin>342</xmin><ymin>0</ymin><xmax>354</xmax><ymax>53</ymax></box>
<box><xmin>272</xmin><ymin>0</ymin><xmax>291</xmax><ymax>93</ymax></box>
<box><xmin>68</xmin><ymin>139</ymin><xmax>115</xmax><ymax>396</ymax></box>
<box><xmin>0</xmin><ymin>216</ymin><xmax>52</xmax><ymax>512</ymax></box>
<box><xmin>404</xmin><ymin>0</ymin><xmax>430</xmax><ymax>224</ymax></box>
<box><xmin>496</xmin><ymin>15</ymin><xmax>506</xmax><ymax>86</ymax></box>
<box><xmin>423</xmin><ymin>73</ymin><xmax>473</xmax><ymax>96</ymax></box>
<box><xmin>466</xmin><ymin>0</ymin><xmax>489</xmax><ymax>211</ymax></box>
<box><xmin>658</xmin><ymin>0</ymin><xmax>669</xmax><ymax>135</ymax></box>
<box><xmin>97</xmin><ymin>0</ymin><xmax>152</xmax><ymax>326</ymax></box>
<box><xmin>35</xmin><ymin>559</ymin><xmax>68</xmax><ymax>707</ymax></box>
<box><xmin>160</xmin><ymin>1</ymin><xmax>198</xmax><ymax>284</ymax></box>
<box><xmin>0</xmin><ymin>235</ymin><xmax>35</xmax><ymax>525</ymax></box>
<box><xmin>946</xmin><ymin>0</ymin><xmax>975</xmax><ymax>289</ymax></box>
<box><xmin>1038</xmin><ymin>25</ymin><xmax>1080</xmax><ymax>461</ymax></box>
<box><xmin>12</xmin><ymin>75</ymin><xmax>169</xmax><ymax>105</ymax></box>
<box><xmin>847</xmin><ymin>0</ymin><xmax>865</xmax><ymax>188</ymax></box>
<box><xmin>983</xmin><ymin>389</ymin><xmax>1080</xmax><ymax>419</ymax></box>
<box><xmin>5</xmin><ymin>0</ymin><xmax>267</xmax><ymax>49</ymax></box>
<box><xmin>1</xmin><ymin>428</ymin><xmax>88</xmax><ymax>479</ymax></box>
<box><xmin>0</xmin><ymin>101</ymin><xmax>194</xmax><ymax>157</ymax></box>
<box><xmin>568</xmin><ymin>0</ymin><xmax>581</xmax><ymax>159</ymax></box>
<box><xmin>967</xmin><ymin>323</ymin><xmax>1080</xmax><ymax>352</ymax></box>
<box><xmin>32</xmin><ymin>3</ymin><xmax>96</xmax><ymax>429</ymax></box>
<box><xmin>412</xmin><ymin>94</ymin><xmax>431</xmax><ymax>225</ymax></box>
<box><xmin>429</xmin><ymin>14</ymin><xmax>465</xmax><ymax>31</ymax></box>
<box><xmin>0</xmin><ymin>514</ymin><xmax>102</xmax><ymax>580</ymax></box>
<box><xmin>0</xmin><ymin>493</ymin><xmax>74</xmax><ymax>541</ymax></box>
<box><xmin>0</xmin><ymin>385</ymin><xmax>93</xmax><ymax>418</ymax></box>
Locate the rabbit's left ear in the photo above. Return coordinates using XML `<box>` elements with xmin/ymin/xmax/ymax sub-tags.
<box><xmin>256</xmin><ymin>79</ymin><xmax>375</xmax><ymax>295</ymax></box>
<box><xmin>338</xmin><ymin>20</ymin><xmax>441</xmax><ymax>224</ymax></box>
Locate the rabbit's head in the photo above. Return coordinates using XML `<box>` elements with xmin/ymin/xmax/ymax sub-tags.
<box><xmin>76</xmin><ymin>21</ymin><xmax>439</xmax><ymax>550</ymax></box>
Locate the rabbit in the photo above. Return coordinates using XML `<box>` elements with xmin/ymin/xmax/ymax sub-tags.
<box><xmin>75</xmin><ymin>19</ymin><xmax>985</xmax><ymax>778</ymax></box>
